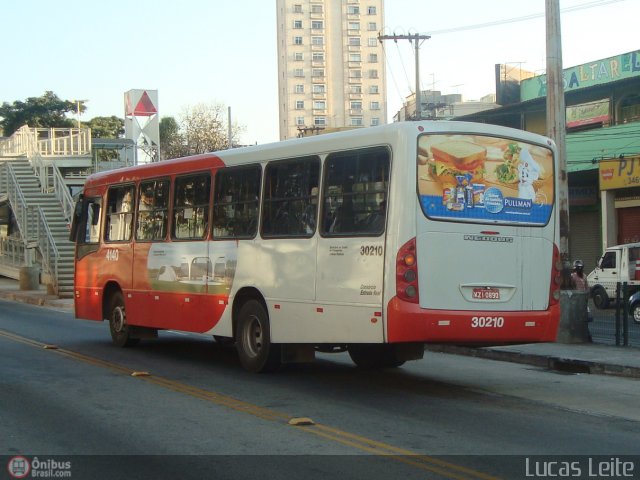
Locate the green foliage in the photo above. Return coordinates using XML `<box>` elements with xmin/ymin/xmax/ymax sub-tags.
<box><xmin>159</xmin><ymin>116</ymin><xmax>185</xmax><ymax>160</ymax></box>
<box><xmin>86</xmin><ymin>116</ymin><xmax>124</xmax><ymax>138</ymax></box>
<box><xmin>0</xmin><ymin>91</ymin><xmax>78</xmax><ymax>136</ymax></box>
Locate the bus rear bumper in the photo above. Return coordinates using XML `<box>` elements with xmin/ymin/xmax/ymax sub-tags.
<box><xmin>386</xmin><ymin>298</ymin><xmax>561</xmax><ymax>344</ymax></box>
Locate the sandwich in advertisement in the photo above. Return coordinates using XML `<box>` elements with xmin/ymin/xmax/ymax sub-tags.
<box><xmin>423</xmin><ymin>140</ymin><xmax>487</xmax><ymax>186</ymax></box>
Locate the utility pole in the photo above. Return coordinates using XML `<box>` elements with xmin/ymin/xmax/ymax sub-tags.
<box><xmin>228</xmin><ymin>106</ymin><xmax>233</xmax><ymax>149</ymax></box>
<box><xmin>378</xmin><ymin>33</ymin><xmax>431</xmax><ymax>120</ymax></box>
<box><xmin>545</xmin><ymin>0</ymin><xmax>572</xmax><ymax>287</ymax></box>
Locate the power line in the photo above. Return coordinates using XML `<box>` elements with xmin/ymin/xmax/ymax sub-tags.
<box><xmin>423</xmin><ymin>0</ymin><xmax>626</xmax><ymax>36</ymax></box>
<box><xmin>380</xmin><ymin>41</ymin><xmax>406</xmax><ymax>109</ymax></box>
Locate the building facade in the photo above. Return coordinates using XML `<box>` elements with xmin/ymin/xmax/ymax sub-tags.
<box><xmin>276</xmin><ymin>0</ymin><xmax>387</xmax><ymax>140</ymax></box>
<box><xmin>393</xmin><ymin>90</ymin><xmax>498</xmax><ymax>122</ymax></box>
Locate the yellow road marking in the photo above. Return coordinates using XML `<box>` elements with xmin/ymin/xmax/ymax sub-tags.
<box><xmin>0</xmin><ymin>328</ymin><xmax>501</xmax><ymax>480</ymax></box>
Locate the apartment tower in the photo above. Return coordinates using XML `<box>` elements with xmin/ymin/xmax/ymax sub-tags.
<box><xmin>276</xmin><ymin>0</ymin><xmax>387</xmax><ymax>140</ymax></box>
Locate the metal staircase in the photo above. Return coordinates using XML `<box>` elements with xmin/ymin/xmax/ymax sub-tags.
<box><xmin>0</xmin><ymin>127</ymin><xmax>92</xmax><ymax>298</ymax></box>
<box><xmin>2</xmin><ymin>156</ymin><xmax>75</xmax><ymax>296</ymax></box>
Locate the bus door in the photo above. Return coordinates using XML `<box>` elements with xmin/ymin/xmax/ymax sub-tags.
<box><xmin>71</xmin><ymin>194</ymin><xmax>105</xmax><ymax>321</ymax></box>
<box><xmin>147</xmin><ymin>174</ymin><xmax>211</xmax><ymax>331</ymax></box>
<box><xmin>102</xmin><ymin>185</ymin><xmax>136</xmax><ymax>307</ymax></box>
<box><xmin>255</xmin><ymin>157</ymin><xmax>320</xmax><ymax>342</ymax></box>
<box><xmin>130</xmin><ymin>180</ymin><xmax>170</xmax><ymax>327</ymax></box>
<box><xmin>315</xmin><ymin>147</ymin><xmax>390</xmax><ymax>342</ymax></box>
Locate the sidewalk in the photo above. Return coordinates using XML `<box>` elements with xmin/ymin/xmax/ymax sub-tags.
<box><xmin>0</xmin><ymin>276</ymin><xmax>74</xmax><ymax>311</ymax></box>
<box><xmin>0</xmin><ymin>275</ymin><xmax>638</xmax><ymax>378</ymax></box>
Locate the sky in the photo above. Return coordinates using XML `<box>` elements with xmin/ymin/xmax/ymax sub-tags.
<box><xmin>1</xmin><ymin>0</ymin><xmax>637</xmax><ymax>146</ymax></box>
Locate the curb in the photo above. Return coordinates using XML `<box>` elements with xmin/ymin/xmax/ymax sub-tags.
<box><xmin>0</xmin><ymin>291</ymin><xmax>74</xmax><ymax>311</ymax></box>
<box><xmin>424</xmin><ymin>344</ymin><xmax>640</xmax><ymax>379</ymax></box>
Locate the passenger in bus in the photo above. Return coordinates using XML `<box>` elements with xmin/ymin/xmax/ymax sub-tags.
<box><xmin>121</xmin><ymin>191</ymin><xmax>133</xmax><ymax>212</ymax></box>
<box><xmin>139</xmin><ymin>190</ymin><xmax>154</xmax><ymax>210</ymax></box>
<box><xmin>364</xmin><ymin>200</ymin><xmax>386</xmax><ymax>233</ymax></box>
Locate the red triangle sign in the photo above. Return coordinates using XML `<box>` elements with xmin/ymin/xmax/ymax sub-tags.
<box><xmin>134</xmin><ymin>91</ymin><xmax>157</xmax><ymax>116</ymax></box>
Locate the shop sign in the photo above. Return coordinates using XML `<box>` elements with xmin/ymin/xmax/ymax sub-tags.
<box><xmin>521</xmin><ymin>50</ymin><xmax>640</xmax><ymax>102</ymax></box>
<box><xmin>566</xmin><ymin>100</ymin><xmax>610</xmax><ymax>128</ymax></box>
<box><xmin>599</xmin><ymin>156</ymin><xmax>640</xmax><ymax>190</ymax></box>
<box><xmin>569</xmin><ymin>186</ymin><xmax>597</xmax><ymax>206</ymax></box>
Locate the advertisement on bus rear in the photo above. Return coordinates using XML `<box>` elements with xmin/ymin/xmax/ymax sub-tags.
<box><xmin>417</xmin><ymin>134</ymin><xmax>554</xmax><ymax>225</ymax></box>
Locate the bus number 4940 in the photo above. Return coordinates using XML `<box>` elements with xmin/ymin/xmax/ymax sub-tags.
<box><xmin>106</xmin><ymin>249</ymin><xmax>119</xmax><ymax>262</ymax></box>
<box><xmin>471</xmin><ymin>316</ymin><xmax>505</xmax><ymax>328</ymax></box>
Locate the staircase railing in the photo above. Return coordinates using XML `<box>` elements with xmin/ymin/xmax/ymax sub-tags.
<box><xmin>0</xmin><ymin>126</ymin><xmax>91</xmax><ymax>157</ymax></box>
<box><xmin>53</xmin><ymin>165</ymin><xmax>75</xmax><ymax>222</ymax></box>
<box><xmin>24</xmin><ymin>130</ymin><xmax>78</xmax><ymax>223</ymax></box>
<box><xmin>0</xmin><ymin>236</ymin><xmax>27</xmax><ymax>268</ymax></box>
<box><xmin>0</xmin><ymin>163</ymin><xmax>31</xmax><ymax>240</ymax></box>
<box><xmin>0</xmin><ymin>162</ymin><xmax>59</xmax><ymax>292</ymax></box>
<box><xmin>32</xmin><ymin>205</ymin><xmax>59</xmax><ymax>293</ymax></box>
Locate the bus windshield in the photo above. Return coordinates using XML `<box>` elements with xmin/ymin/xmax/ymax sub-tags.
<box><xmin>417</xmin><ymin>133</ymin><xmax>554</xmax><ymax>226</ymax></box>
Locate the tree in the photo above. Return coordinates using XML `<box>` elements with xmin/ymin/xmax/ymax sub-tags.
<box><xmin>159</xmin><ymin>116</ymin><xmax>183</xmax><ymax>160</ymax></box>
<box><xmin>85</xmin><ymin>116</ymin><xmax>124</xmax><ymax>139</ymax></box>
<box><xmin>158</xmin><ymin>102</ymin><xmax>245</xmax><ymax>160</ymax></box>
<box><xmin>0</xmin><ymin>91</ymin><xmax>80</xmax><ymax>136</ymax></box>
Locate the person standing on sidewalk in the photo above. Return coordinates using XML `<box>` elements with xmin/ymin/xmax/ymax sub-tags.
<box><xmin>571</xmin><ymin>260</ymin><xmax>593</xmax><ymax>339</ymax></box>
<box><xmin>571</xmin><ymin>260</ymin><xmax>589</xmax><ymax>291</ymax></box>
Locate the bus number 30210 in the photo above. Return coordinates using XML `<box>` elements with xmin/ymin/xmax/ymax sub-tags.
<box><xmin>471</xmin><ymin>316</ymin><xmax>505</xmax><ymax>328</ymax></box>
<box><xmin>360</xmin><ymin>245</ymin><xmax>383</xmax><ymax>256</ymax></box>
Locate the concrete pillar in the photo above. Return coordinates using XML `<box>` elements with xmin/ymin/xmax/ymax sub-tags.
<box><xmin>601</xmin><ymin>189</ymin><xmax>617</xmax><ymax>249</ymax></box>
<box><xmin>19</xmin><ymin>266</ymin><xmax>40</xmax><ymax>291</ymax></box>
<box><xmin>557</xmin><ymin>290</ymin><xmax>591</xmax><ymax>343</ymax></box>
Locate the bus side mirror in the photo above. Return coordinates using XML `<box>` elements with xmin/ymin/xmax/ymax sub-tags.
<box><xmin>68</xmin><ymin>195</ymin><xmax>84</xmax><ymax>242</ymax></box>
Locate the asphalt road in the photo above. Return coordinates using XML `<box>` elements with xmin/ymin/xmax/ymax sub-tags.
<box><xmin>1</xmin><ymin>299</ymin><xmax>639</xmax><ymax>480</ymax></box>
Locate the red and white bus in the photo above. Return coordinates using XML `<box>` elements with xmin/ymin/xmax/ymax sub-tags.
<box><xmin>69</xmin><ymin>121</ymin><xmax>561</xmax><ymax>372</ymax></box>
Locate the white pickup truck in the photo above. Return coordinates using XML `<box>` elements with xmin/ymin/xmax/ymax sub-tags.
<box><xmin>587</xmin><ymin>242</ymin><xmax>640</xmax><ymax>309</ymax></box>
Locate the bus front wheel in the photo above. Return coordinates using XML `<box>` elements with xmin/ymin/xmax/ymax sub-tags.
<box><xmin>107</xmin><ymin>291</ymin><xmax>139</xmax><ymax>348</ymax></box>
<box><xmin>235</xmin><ymin>300</ymin><xmax>280</xmax><ymax>373</ymax></box>
<box><xmin>348</xmin><ymin>344</ymin><xmax>405</xmax><ymax>369</ymax></box>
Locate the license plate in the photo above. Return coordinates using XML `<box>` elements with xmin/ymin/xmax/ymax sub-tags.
<box><xmin>472</xmin><ymin>288</ymin><xmax>500</xmax><ymax>300</ymax></box>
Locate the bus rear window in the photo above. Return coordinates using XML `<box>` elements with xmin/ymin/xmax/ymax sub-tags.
<box><xmin>417</xmin><ymin>134</ymin><xmax>554</xmax><ymax>226</ymax></box>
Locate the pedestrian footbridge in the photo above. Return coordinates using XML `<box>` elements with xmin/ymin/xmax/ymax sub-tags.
<box><xmin>0</xmin><ymin>126</ymin><xmax>92</xmax><ymax>296</ymax></box>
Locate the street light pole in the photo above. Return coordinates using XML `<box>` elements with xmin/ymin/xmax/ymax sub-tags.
<box><xmin>74</xmin><ymin>100</ymin><xmax>87</xmax><ymax>129</ymax></box>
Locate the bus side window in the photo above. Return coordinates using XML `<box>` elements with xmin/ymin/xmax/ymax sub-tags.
<box><xmin>136</xmin><ymin>178</ymin><xmax>170</xmax><ymax>241</ymax></box>
<box><xmin>321</xmin><ymin>147</ymin><xmax>390</xmax><ymax>236</ymax></box>
<box><xmin>173</xmin><ymin>173</ymin><xmax>211</xmax><ymax>240</ymax></box>
<box><xmin>213</xmin><ymin>165</ymin><xmax>261</xmax><ymax>239</ymax></box>
<box><xmin>261</xmin><ymin>156</ymin><xmax>320</xmax><ymax>238</ymax></box>
<box><xmin>105</xmin><ymin>185</ymin><xmax>135</xmax><ymax>242</ymax></box>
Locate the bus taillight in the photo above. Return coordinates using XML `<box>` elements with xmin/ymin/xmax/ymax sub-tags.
<box><xmin>397</xmin><ymin>238</ymin><xmax>419</xmax><ymax>303</ymax></box>
<box><xmin>549</xmin><ymin>243</ymin><xmax>562</xmax><ymax>305</ymax></box>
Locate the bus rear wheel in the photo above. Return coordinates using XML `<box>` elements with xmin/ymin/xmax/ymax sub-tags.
<box><xmin>107</xmin><ymin>291</ymin><xmax>139</xmax><ymax>348</ymax></box>
<box><xmin>235</xmin><ymin>300</ymin><xmax>280</xmax><ymax>373</ymax></box>
<box><xmin>348</xmin><ymin>344</ymin><xmax>405</xmax><ymax>369</ymax></box>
